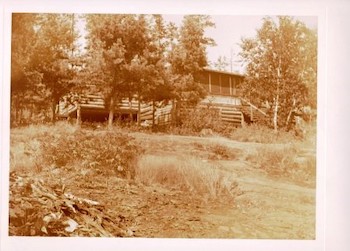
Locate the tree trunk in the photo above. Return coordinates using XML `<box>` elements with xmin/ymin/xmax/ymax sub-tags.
<box><xmin>51</xmin><ymin>100</ymin><xmax>57</xmax><ymax>123</ymax></box>
<box><xmin>174</xmin><ymin>99</ymin><xmax>180</xmax><ymax>126</ymax></box>
<box><xmin>12</xmin><ymin>97</ymin><xmax>19</xmax><ymax>126</ymax></box>
<box><xmin>76</xmin><ymin>101</ymin><xmax>81</xmax><ymax>127</ymax></box>
<box><xmin>286</xmin><ymin>97</ymin><xmax>296</xmax><ymax>127</ymax></box>
<box><xmin>274</xmin><ymin>54</ymin><xmax>282</xmax><ymax>132</ymax></box>
<box><xmin>108</xmin><ymin>97</ymin><xmax>114</xmax><ymax>128</ymax></box>
<box><xmin>19</xmin><ymin>107</ymin><xmax>23</xmax><ymax>125</ymax></box>
<box><xmin>273</xmin><ymin>94</ymin><xmax>279</xmax><ymax>132</ymax></box>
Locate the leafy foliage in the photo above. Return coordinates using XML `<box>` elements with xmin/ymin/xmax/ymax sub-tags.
<box><xmin>174</xmin><ymin>106</ymin><xmax>233</xmax><ymax>135</ymax></box>
<box><xmin>85</xmin><ymin>14</ymin><xmax>174</xmax><ymax>126</ymax></box>
<box><xmin>169</xmin><ymin>15</ymin><xmax>216</xmax><ymax>107</ymax></box>
<box><xmin>240</xmin><ymin>16</ymin><xmax>317</xmax><ymax>130</ymax></box>
<box><xmin>11</xmin><ymin>14</ymin><xmax>78</xmax><ymax>125</ymax></box>
<box><xmin>40</xmin><ymin>130</ymin><xmax>143</xmax><ymax>178</ymax></box>
<box><xmin>11</xmin><ymin>14</ymin><xmax>42</xmax><ymax>125</ymax></box>
<box><xmin>30</xmin><ymin>14</ymin><xmax>78</xmax><ymax>120</ymax></box>
<box><xmin>213</xmin><ymin>56</ymin><xmax>230</xmax><ymax>71</ymax></box>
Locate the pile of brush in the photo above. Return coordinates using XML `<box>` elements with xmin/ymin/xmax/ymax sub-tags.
<box><xmin>9</xmin><ymin>172</ymin><xmax>133</xmax><ymax>237</ymax></box>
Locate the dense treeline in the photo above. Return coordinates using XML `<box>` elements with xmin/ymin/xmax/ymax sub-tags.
<box><xmin>11</xmin><ymin>14</ymin><xmax>317</xmax><ymax>131</ymax></box>
<box><xmin>11</xmin><ymin>13</ymin><xmax>215</xmax><ymax>127</ymax></box>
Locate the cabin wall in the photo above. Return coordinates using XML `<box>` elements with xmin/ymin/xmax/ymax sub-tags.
<box><xmin>197</xmin><ymin>70</ymin><xmax>243</xmax><ymax>97</ymax></box>
<box><xmin>57</xmin><ymin>70</ymin><xmax>247</xmax><ymax>126</ymax></box>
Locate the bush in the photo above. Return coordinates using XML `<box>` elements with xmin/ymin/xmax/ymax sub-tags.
<box><xmin>135</xmin><ymin>155</ymin><xmax>240</xmax><ymax>201</ymax></box>
<box><xmin>175</xmin><ymin>107</ymin><xmax>234</xmax><ymax>136</ymax></box>
<box><xmin>40</xmin><ymin>130</ymin><xmax>143</xmax><ymax>178</ymax></box>
<box><xmin>247</xmin><ymin>145</ymin><xmax>316</xmax><ymax>186</ymax></box>
<box><xmin>10</xmin><ymin>122</ymin><xmax>78</xmax><ymax>173</ymax></box>
<box><xmin>229</xmin><ymin>124</ymin><xmax>297</xmax><ymax>144</ymax></box>
<box><xmin>192</xmin><ymin>142</ymin><xmax>240</xmax><ymax>161</ymax></box>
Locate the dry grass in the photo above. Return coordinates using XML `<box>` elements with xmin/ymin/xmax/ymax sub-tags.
<box><xmin>10</xmin><ymin>122</ymin><xmax>143</xmax><ymax>178</ymax></box>
<box><xmin>229</xmin><ymin>124</ymin><xmax>297</xmax><ymax>144</ymax></box>
<box><xmin>10</xmin><ymin>122</ymin><xmax>78</xmax><ymax>173</ymax></box>
<box><xmin>135</xmin><ymin>154</ymin><xmax>240</xmax><ymax>201</ymax></box>
<box><xmin>246</xmin><ymin>145</ymin><xmax>316</xmax><ymax>187</ymax></box>
<box><xmin>191</xmin><ymin>142</ymin><xmax>240</xmax><ymax>161</ymax></box>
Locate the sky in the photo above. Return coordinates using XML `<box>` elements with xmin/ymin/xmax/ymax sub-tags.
<box><xmin>163</xmin><ymin>15</ymin><xmax>318</xmax><ymax>74</ymax></box>
<box><xmin>76</xmin><ymin>14</ymin><xmax>318</xmax><ymax>74</ymax></box>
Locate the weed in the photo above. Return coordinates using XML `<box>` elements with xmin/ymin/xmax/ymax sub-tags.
<box><xmin>207</xmin><ymin>144</ymin><xmax>236</xmax><ymax>160</ymax></box>
<box><xmin>229</xmin><ymin>124</ymin><xmax>297</xmax><ymax>144</ymax></box>
<box><xmin>171</xmin><ymin>107</ymin><xmax>235</xmax><ymax>136</ymax></box>
<box><xmin>192</xmin><ymin>142</ymin><xmax>240</xmax><ymax>161</ymax></box>
<box><xmin>40</xmin><ymin>130</ymin><xmax>143</xmax><ymax>178</ymax></box>
<box><xmin>10</xmin><ymin>123</ymin><xmax>143</xmax><ymax>178</ymax></box>
<box><xmin>135</xmin><ymin>155</ymin><xmax>240</xmax><ymax>201</ymax></box>
<box><xmin>247</xmin><ymin>145</ymin><xmax>316</xmax><ymax>186</ymax></box>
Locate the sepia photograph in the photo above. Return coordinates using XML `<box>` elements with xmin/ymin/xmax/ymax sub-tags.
<box><xmin>8</xmin><ymin>12</ymin><xmax>318</xmax><ymax>239</ymax></box>
<box><xmin>9</xmin><ymin>0</ymin><xmax>350</xmax><ymax>251</ymax></box>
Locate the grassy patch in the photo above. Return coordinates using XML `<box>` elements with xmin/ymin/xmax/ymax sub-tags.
<box><xmin>10</xmin><ymin>123</ymin><xmax>143</xmax><ymax>178</ymax></box>
<box><xmin>229</xmin><ymin>124</ymin><xmax>297</xmax><ymax>144</ymax></box>
<box><xmin>192</xmin><ymin>142</ymin><xmax>240</xmax><ymax>161</ymax></box>
<box><xmin>135</xmin><ymin>155</ymin><xmax>240</xmax><ymax>201</ymax></box>
<box><xmin>246</xmin><ymin>145</ymin><xmax>316</xmax><ymax>186</ymax></box>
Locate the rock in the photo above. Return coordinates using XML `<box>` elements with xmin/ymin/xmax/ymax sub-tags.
<box><xmin>199</xmin><ymin>128</ymin><xmax>214</xmax><ymax>137</ymax></box>
<box><xmin>64</xmin><ymin>218</ymin><xmax>79</xmax><ymax>233</ymax></box>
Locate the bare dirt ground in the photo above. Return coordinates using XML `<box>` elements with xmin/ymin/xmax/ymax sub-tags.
<box><xmin>9</xmin><ymin>130</ymin><xmax>315</xmax><ymax>239</ymax></box>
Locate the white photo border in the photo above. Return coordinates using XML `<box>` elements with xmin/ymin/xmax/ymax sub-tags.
<box><xmin>1</xmin><ymin>0</ymin><xmax>330</xmax><ymax>250</ymax></box>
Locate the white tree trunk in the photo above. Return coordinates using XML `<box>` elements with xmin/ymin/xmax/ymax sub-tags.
<box><xmin>273</xmin><ymin>94</ymin><xmax>279</xmax><ymax>132</ymax></box>
<box><xmin>274</xmin><ymin>55</ymin><xmax>282</xmax><ymax>132</ymax></box>
<box><xmin>108</xmin><ymin>97</ymin><xmax>114</xmax><ymax>128</ymax></box>
<box><xmin>76</xmin><ymin>101</ymin><xmax>81</xmax><ymax>127</ymax></box>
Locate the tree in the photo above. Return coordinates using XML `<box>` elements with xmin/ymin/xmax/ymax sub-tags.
<box><xmin>240</xmin><ymin>16</ymin><xmax>317</xmax><ymax>131</ymax></box>
<box><xmin>86</xmin><ymin>14</ymin><xmax>175</xmax><ymax>127</ymax></box>
<box><xmin>85</xmin><ymin>14</ymin><xmax>216</xmax><ymax>127</ymax></box>
<box><xmin>28</xmin><ymin>14</ymin><xmax>78</xmax><ymax>122</ymax></box>
<box><xmin>213</xmin><ymin>56</ymin><xmax>230</xmax><ymax>71</ymax></box>
<box><xmin>138</xmin><ymin>15</ymin><xmax>174</xmax><ymax>125</ymax></box>
<box><xmin>11</xmin><ymin>13</ymin><xmax>39</xmax><ymax>125</ymax></box>
<box><xmin>86</xmin><ymin>14</ymin><xmax>153</xmax><ymax>126</ymax></box>
<box><xmin>168</xmin><ymin>15</ymin><xmax>216</xmax><ymax>124</ymax></box>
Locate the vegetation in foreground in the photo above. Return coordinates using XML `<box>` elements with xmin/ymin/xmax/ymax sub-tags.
<box><xmin>9</xmin><ymin>121</ymin><xmax>316</xmax><ymax>237</ymax></box>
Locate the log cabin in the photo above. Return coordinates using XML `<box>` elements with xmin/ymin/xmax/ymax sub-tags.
<box><xmin>56</xmin><ymin>68</ymin><xmax>267</xmax><ymax>126</ymax></box>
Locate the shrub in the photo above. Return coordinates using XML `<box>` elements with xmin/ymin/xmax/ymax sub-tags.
<box><xmin>192</xmin><ymin>142</ymin><xmax>240</xmax><ymax>161</ymax></box>
<box><xmin>175</xmin><ymin>107</ymin><xmax>234</xmax><ymax>136</ymax></box>
<box><xmin>40</xmin><ymin>130</ymin><xmax>143</xmax><ymax>178</ymax></box>
<box><xmin>229</xmin><ymin>124</ymin><xmax>297</xmax><ymax>144</ymax></box>
<box><xmin>135</xmin><ymin>155</ymin><xmax>240</xmax><ymax>201</ymax></box>
<box><xmin>10</xmin><ymin>122</ymin><xmax>78</xmax><ymax>173</ymax></box>
<box><xmin>247</xmin><ymin>145</ymin><xmax>316</xmax><ymax>186</ymax></box>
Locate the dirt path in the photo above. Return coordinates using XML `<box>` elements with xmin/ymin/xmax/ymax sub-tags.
<box><xmin>200</xmin><ymin>170</ymin><xmax>315</xmax><ymax>239</ymax></box>
<box><xmin>126</xmin><ymin>132</ymin><xmax>316</xmax><ymax>239</ymax></box>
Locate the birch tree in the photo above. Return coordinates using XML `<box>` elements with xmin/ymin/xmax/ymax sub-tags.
<box><xmin>240</xmin><ymin>16</ymin><xmax>317</xmax><ymax>131</ymax></box>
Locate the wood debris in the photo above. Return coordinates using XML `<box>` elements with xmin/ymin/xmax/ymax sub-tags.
<box><xmin>9</xmin><ymin>172</ymin><xmax>132</xmax><ymax>237</ymax></box>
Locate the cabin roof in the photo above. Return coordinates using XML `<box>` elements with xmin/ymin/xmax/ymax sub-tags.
<box><xmin>203</xmin><ymin>67</ymin><xmax>245</xmax><ymax>78</ymax></box>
